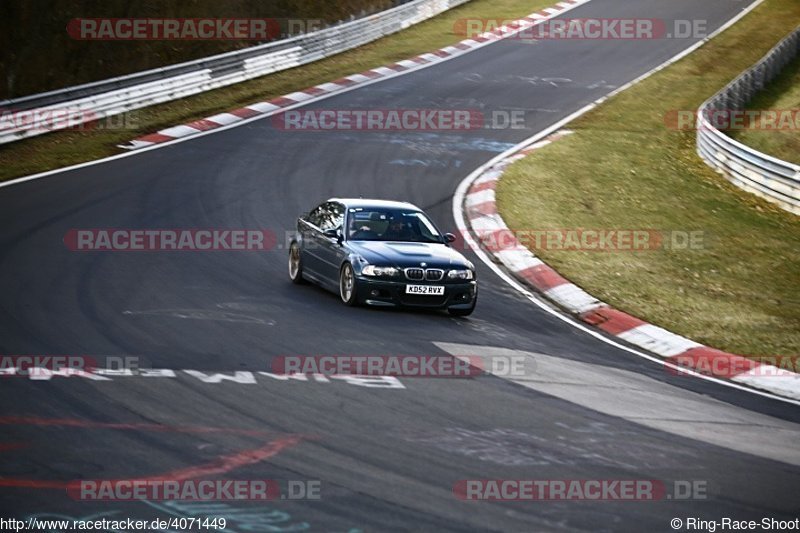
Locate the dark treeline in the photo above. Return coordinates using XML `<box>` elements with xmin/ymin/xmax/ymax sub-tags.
<box><xmin>1</xmin><ymin>0</ymin><xmax>400</xmax><ymax>99</ymax></box>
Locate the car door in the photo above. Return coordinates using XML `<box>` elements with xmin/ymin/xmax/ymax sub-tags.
<box><xmin>314</xmin><ymin>202</ymin><xmax>346</xmax><ymax>285</ymax></box>
<box><xmin>299</xmin><ymin>204</ymin><xmax>326</xmax><ymax>276</ymax></box>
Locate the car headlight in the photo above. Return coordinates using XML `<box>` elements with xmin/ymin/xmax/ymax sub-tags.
<box><xmin>447</xmin><ymin>269</ymin><xmax>474</xmax><ymax>280</ymax></box>
<box><xmin>362</xmin><ymin>265</ymin><xmax>400</xmax><ymax>277</ymax></box>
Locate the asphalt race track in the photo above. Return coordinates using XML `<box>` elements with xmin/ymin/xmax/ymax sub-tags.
<box><xmin>1</xmin><ymin>0</ymin><xmax>799</xmax><ymax>531</ymax></box>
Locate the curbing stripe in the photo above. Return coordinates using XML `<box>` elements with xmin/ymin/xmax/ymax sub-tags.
<box><xmin>464</xmin><ymin>188</ymin><xmax>495</xmax><ymax>206</ymax></box>
<box><xmin>671</xmin><ymin>347</ymin><xmax>758</xmax><ymax>377</ymax></box>
<box><xmin>315</xmin><ymin>82</ymin><xmax>346</xmax><ymax>92</ymax></box>
<box><xmin>343</xmin><ymin>74</ymin><xmax>373</xmax><ymax>83</ymax></box>
<box><xmin>582</xmin><ymin>308</ymin><xmax>644</xmax><ymax>336</ymax></box>
<box><xmin>469</xmin><ymin>181</ymin><xmax>497</xmax><ymax>193</ymax></box>
<box><xmin>517</xmin><ymin>264</ymin><xmax>569</xmax><ymax>292</ymax></box>
<box><xmin>545</xmin><ymin>284</ymin><xmax>604</xmax><ymax>314</ymax></box>
<box><xmin>460</xmin><ymin>128</ymin><xmax>800</xmax><ymax>400</ymax></box>
<box><xmin>369</xmin><ymin>66</ymin><xmax>398</xmax><ymax>77</ymax></box>
<box><xmin>245</xmin><ymin>102</ymin><xmax>281</xmax><ymax>113</ymax></box>
<box><xmin>330</xmin><ymin>77</ymin><xmax>358</xmax><ymax>86</ymax></box>
<box><xmin>185</xmin><ymin>118</ymin><xmax>224</xmax><ymax>131</ymax></box>
<box><xmin>268</xmin><ymin>96</ymin><xmax>298</xmax><ymax>107</ymax></box>
<box><xmin>204</xmin><ymin>112</ymin><xmax>243</xmax><ymax>125</ymax></box>
<box><xmin>157</xmin><ymin>125</ymin><xmax>203</xmax><ymax>138</ymax></box>
<box><xmin>229</xmin><ymin>107</ymin><xmax>261</xmax><ymax>118</ymax></box>
<box><xmin>496</xmin><ymin>250</ymin><xmax>544</xmax><ymax>272</ymax></box>
<box><xmin>617</xmin><ymin>324</ymin><xmax>703</xmax><ymax>358</ymax></box>
<box><xmin>732</xmin><ymin>369</ymin><xmax>800</xmax><ymax>401</ymax></box>
<box><xmin>301</xmin><ymin>86</ymin><xmax>327</xmax><ymax>96</ymax></box>
<box><xmin>283</xmin><ymin>91</ymin><xmax>316</xmax><ymax>102</ymax></box>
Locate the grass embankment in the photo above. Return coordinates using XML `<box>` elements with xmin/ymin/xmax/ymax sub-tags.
<box><xmin>0</xmin><ymin>0</ymin><xmax>554</xmax><ymax>182</ymax></box>
<box><xmin>497</xmin><ymin>0</ymin><xmax>800</xmax><ymax>357</ymax></box>
<box><xmin>728</xmin><ymin>53</ymin><xmax>800</xmax><ymax>164</ymax></box>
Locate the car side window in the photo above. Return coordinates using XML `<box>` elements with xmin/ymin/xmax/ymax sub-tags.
<box><xmin>306</xmin><ymin>205</ymin><xmax>325</xmax><ymax>228</ymax></box>
<box><xmin>318</xmin><ymin>202</ymin><xmax>344</xmax><ymax>232</ymax></box>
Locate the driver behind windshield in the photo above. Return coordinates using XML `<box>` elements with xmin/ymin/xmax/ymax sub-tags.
<box><xmin>382</xmin><ymin>214</ymin><xmax>417</xmax><ymax>241</ymax></box>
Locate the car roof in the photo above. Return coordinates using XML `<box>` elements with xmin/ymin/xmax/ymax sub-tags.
<box><xmin>328</xmin><ymin>198</ymin><xmax>421</xmax><ymax>211</ymax></box>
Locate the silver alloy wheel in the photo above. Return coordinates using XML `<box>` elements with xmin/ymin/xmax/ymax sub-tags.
<box><xmin>340</xmin><ymin>264</ymin><xmax>355</xmax><ymax>303</ymax></box>
<box><xmin>289</xmin><ymin>244</ymin><xmax>300</xmax><ymax>280</ymax></box>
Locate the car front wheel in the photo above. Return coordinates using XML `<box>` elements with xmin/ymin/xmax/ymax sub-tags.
<box><xmin>339</xmin><ymin>263</ymin><xmax>358</xmax><ymax>306</ymax></box>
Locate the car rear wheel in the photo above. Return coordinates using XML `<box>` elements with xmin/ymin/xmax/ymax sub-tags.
<box><xmin>339</xmin><ymin>263</ymin><xmax>358</xmax><ymax>306</ymax></box>
<box><xmin>288</xmin><ymin>242</ymin><xmax>306</xmax><ymax>284</ymax></box>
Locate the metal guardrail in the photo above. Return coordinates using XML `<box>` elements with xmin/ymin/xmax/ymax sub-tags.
<box><xmin>0</xmin><ymin>0</ymin><xmax>470</xmax><ymax>145</ymax></box>
<box><xmin>696</xmin><ymin>26</ymin><xmax>800</xmax><ymax>215</ymax></box>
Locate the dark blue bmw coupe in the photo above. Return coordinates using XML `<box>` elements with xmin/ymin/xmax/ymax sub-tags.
<box><xmin>288</xmin><ymin>198</ymin><xmax>477</xmax><ymax>316</ymax></box>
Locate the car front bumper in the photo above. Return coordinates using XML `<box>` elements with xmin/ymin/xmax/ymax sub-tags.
<box><xmin>355</xmin><ymin>277</ymin><xmax>476</xmax><ymax>309</ymax></box>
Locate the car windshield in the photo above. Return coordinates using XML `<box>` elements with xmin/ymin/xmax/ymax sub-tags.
<box><xmin>347</xmin><ymin>208</ymin><xmax>442</xmax><ymax>243</ymax></box>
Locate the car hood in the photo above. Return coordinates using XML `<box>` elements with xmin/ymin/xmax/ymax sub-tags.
<box><xmin>348</xmin><ymin>241</ymin><xmax>471</xmax><ymax>269</ymax></box>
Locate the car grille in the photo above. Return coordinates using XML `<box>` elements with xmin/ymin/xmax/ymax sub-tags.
<box><xmin>404</xmin><ymin>268</ymin><xmax>424</xmax><ymax>281</ymax></box>
<box><xmin>404</xmin><ymin>268</ymin><xmax>444</xmax><ymax>281</ymax></box>
<box><xmin>425</xmin><ymin>269</ymin><xmax>444</xmax><ymax>281</ymax></box>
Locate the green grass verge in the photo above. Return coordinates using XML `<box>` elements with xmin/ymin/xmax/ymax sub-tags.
<box><xmin>728</xmin><ymin>53</ymin><xmax>800</xmax><ymax>164</ymax></box>
<box><xmin>496</xmin><ymin>0</ymin><xmax>800</xmax><ymax>357</ymax></box>
<box><xmin>0</xmin><ymin>0</ymin><xmax>554</xmax><ymax>183</ymax></box>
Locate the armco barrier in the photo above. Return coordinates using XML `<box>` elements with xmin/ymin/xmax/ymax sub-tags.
<box><xmin>696</xmin><ymin>26</ymin><xmax>800</xmax><ymax>215</ymax></box>
<box><xmin>0</xmin><ymin>0</ymin><xmax>470</xmax><ymax>144</ymax></box>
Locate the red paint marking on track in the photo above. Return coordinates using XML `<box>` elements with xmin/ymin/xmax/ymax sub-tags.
<box><xmin>0</xmin><ymin>442</ymin><xmax>28</xmax><ymax>452</ymax></box>
<box><xmin>143</xmin><ymin>435</ymin><xmax>304</xmax><ymax>482</ymax></box>
<box><xmin>0</xmin><ymin>417</ymin><xmax>306</xmax><ymax>490</ymax></box>
<box><xmin>0</xmin><ymin>479</ymin><xmax>68</xmax><ymax>489</ymax></box>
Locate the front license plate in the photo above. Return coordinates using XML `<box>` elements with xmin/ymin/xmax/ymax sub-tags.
<box><xmin>405</xmin><ymin>285</ymin><xmax>444</xmax><ymax>295</ymax></box>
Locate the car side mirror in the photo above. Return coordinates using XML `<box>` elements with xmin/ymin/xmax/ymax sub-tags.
<box><xmin>444</xmin><ymin>233</ymin><xmax>457</xmax><ymax>243</ymax></box>
<box><xmin>323</xmin><ymin>228</ymin><xmax>344</xmax><ymax>243</ymax></box>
